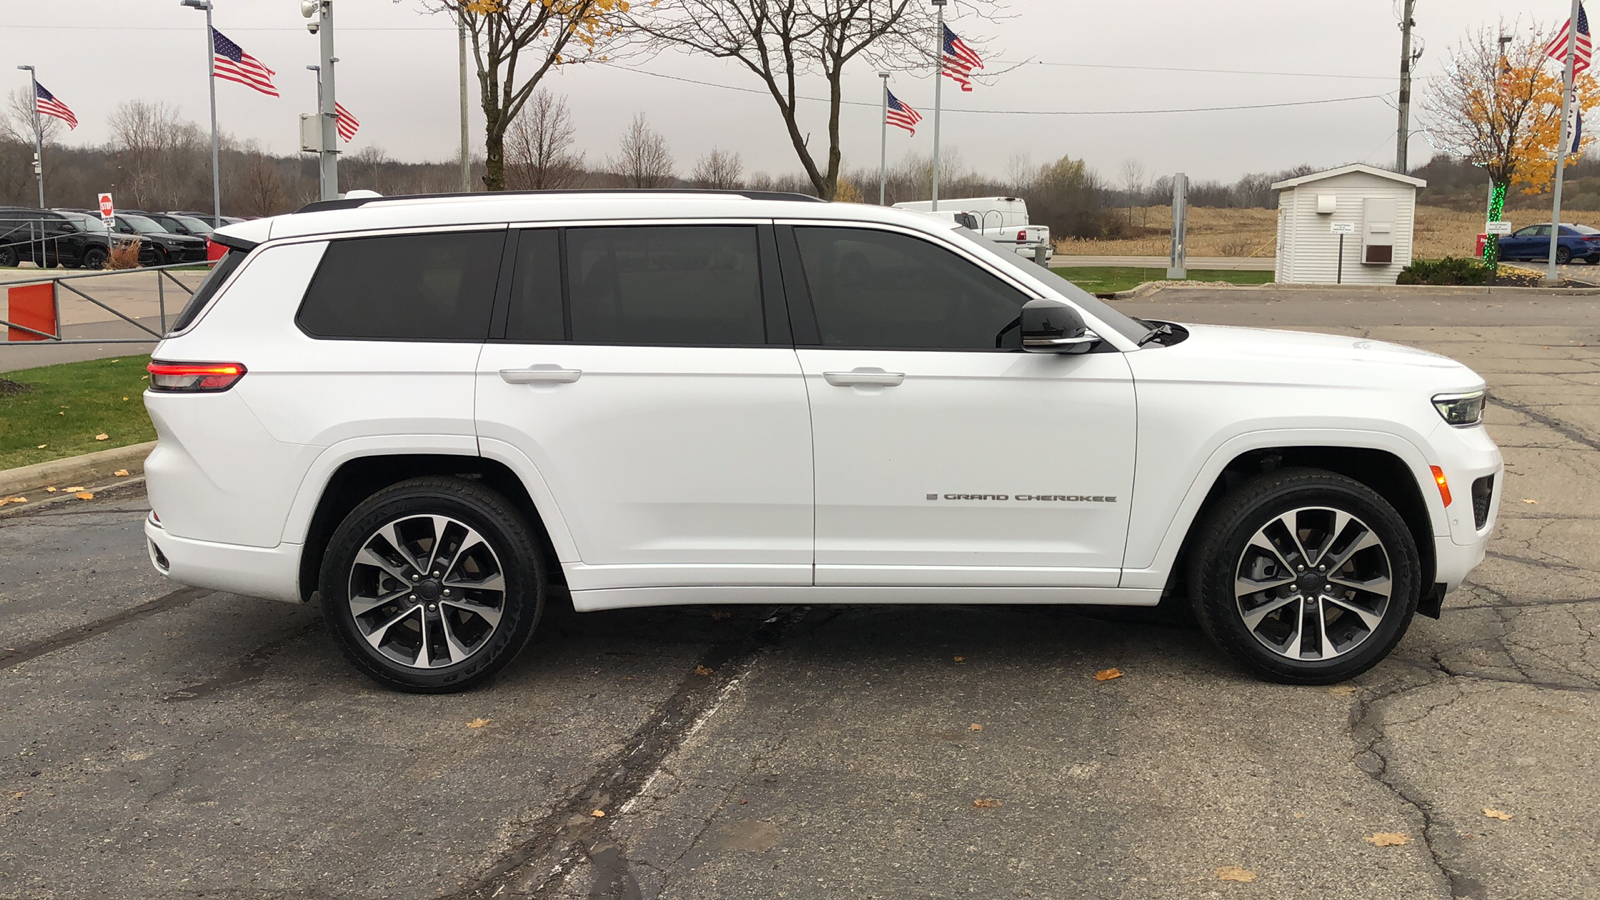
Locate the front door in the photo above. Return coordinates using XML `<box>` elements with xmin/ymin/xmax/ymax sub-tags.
<box><xmin>783</xmin><ymin>224</ymin><xmax>1137</xmax><ymax>588</ymax></box>
<box><xmin>475</xmin><ymin>224</ymin><xmax>814</xmax><ymax>592</ymax></box>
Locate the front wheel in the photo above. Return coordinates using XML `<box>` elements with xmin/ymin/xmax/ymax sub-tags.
<box><xmin>319</xmin><ymin>476</ymin><xmax>546</xmax><ymax>693</ymax></box>
<box><xmin>0</xmin><ymin>246</ymin><xmax>17</xmax><ymax>268</ymax></box>
<box><xmin>1188</xmin><ymin>469</ymin><xmax>1420</xmax><ymax>684</ymax></box>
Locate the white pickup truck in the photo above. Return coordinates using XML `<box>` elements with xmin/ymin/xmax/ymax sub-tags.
<box><xmin>894</xmin><ymin>196</ymin><xmax>1053</xmax><ymax>262</ymax></box>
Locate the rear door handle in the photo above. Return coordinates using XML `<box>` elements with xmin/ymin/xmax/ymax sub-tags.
<box><xmin>499</xmin><ymin>366</ymin><xmax>582</xmax><ymax>385</ymax></box>
<box><xmin>823</xmin><ymin>369</ymin><xmax>905</xmax><ymax>387</ymax></box>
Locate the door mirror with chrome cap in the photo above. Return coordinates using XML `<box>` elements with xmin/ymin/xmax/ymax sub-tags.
<box><xmin>1021</xmin><ymin>298</ymin><xmax>1099</xmax><ymax>353</ymax></box>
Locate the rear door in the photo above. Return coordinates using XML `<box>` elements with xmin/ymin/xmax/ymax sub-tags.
<box><xmin>475</xmin><ymin>222</ymin><xmax>814</xmax><ymax>593</ymax></box>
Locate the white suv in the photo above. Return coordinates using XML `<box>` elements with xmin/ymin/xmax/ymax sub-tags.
<box><xmin>142</xmin><ymin>191</ymin><xmax>1501</xmax><ymax>692</ymax></box>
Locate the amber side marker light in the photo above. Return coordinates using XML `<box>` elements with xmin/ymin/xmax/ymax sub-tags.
<box><xmin>1430</xmin><ymin>465</ymin><xmax>1453</xmax><ymax>507</ymax></box>
<box><xmin>146</xmin><ymin>361</ymin><xmax>247</xmax><ymax>393</ymax></box>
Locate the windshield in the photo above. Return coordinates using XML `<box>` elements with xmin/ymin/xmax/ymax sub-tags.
<box><xmin>946</xmin><ymin>226</ymin><xmax>1150</xmax><ymax>343</ymax></box>
<box><xmin>171</xmin><ymin>215</ymin><xmax>214</xmax><ymax>235</ymax></box>
<box><xmin>63</xmin><ymin>214</ymin><xmax>107</xmax><ymax>233</ymax></box>
<box><xmin>122</xmin><ymin>215</ymin><xmax>168</xmax><ymax>234</ymax></box>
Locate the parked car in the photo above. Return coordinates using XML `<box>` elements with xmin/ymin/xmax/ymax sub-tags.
<box><xmin>144</xmin><ymin>212</ymin><xmax>216</xmax><ymax>238</ymax></box>
<box><xmin>895</xmin><ymin>196</ymin><xmax>1053</xmax><ymax>262</ymax></box>
<box><xmin>109</xmin><ymin>213</ymin><xmax>209</xmax><ymax>264</ymax></box>
<box><xmin>142</xmin><ymin>190</ymin><xmax>1501</xmax><ymax>692</ymax></box>
<box><xmin>0</xmin><ymin>207</ymin><xmax>138</xmax><ymax>269</ymax></box>
<box><xmin>1495</xmin><ymin>223</ymin><xmax>1600</xmax><ymax>264</ymax></box>
<box><xmin>167</xmin><ymin>210</ymin><xmax>245</xmax><ymax>229</ymax></box>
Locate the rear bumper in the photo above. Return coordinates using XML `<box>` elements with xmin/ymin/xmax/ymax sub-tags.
<box><xmin>145</xmin><ymin>515</ymin><xmax>304</xmax><ymax>604</ymax></box>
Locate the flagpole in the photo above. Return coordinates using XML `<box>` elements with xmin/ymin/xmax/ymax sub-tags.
<box><xmin>879</xmin><ymin>72</ymin><xmax>889</xmax><ymax>205</ymax></box>
<box><xmin>1548</xmin><ymin>0</ymin><xmax>1583</xmax><ymax>284</ymax></box>
<box><xmin>180</xmin><ymin>1</ymin><xmax>222</xmax><ymax>223</ymax></box>
<box><xmin>931</xmin><ymin>0</ymin><xmax>946</xmax><ymax>211</ymax></box>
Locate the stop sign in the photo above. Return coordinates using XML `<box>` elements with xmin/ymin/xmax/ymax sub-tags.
<box><xmin>98</xmin><ymin>193</ymin><xmax>114</xmax><ymax>220</ymax></box>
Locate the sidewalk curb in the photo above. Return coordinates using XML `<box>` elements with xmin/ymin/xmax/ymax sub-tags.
<box><xmin>0</xmin><ymin>441</ymin><xmax>156</xmax><ymax>498</ymax></box>
<box><xmin>1102</xmin><ymin>281</ymin><xmax>1600</xmax><ymax>300</ymax></box>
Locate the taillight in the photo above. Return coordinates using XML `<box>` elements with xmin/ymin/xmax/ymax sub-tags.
<box><xmin>147</xmin><ymin>360</ymin><xmax>247</xmax><ymax>393</ymax></box>
<box><xmin>1017</xmin><ymin>229</ymin><xmax>1028</xmax><ymax>243</ymax></box>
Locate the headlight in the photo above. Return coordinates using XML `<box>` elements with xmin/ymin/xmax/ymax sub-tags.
<box><xmin>1432</xmin><ymin>390</ymin><xmax>1486</xmax><ymax>427</ymax></box>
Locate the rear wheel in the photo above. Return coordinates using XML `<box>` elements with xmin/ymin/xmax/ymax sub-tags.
<box><xmin>1188</xmin><ymin>469</ymin><xmax>1420</xmax><ymax>684</ymax></box>
<box><xmin>81</xmin><ymin>246</ymin><xmax>108</xmax><ymax>270</ymax></box>
<box><xmin>0</xmin><ymin>246</ymin><xmax>16</xmax><ymax>268</ymax></box>
<box><xmin>319</xmin><ymin>476</ymin><xmax>545</xmax><ymax>693</ymax></box>
<box><xmin>1556</xmin><ymin>246</ymin><xmax>1572</xmax><ymax>265</ymax></box>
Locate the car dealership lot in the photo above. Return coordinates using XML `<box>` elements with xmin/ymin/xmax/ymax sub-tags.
<box><xmin>2</xmin><ymin>284</ymin><xmax>1597</xmax><ymax>899</ymax></box>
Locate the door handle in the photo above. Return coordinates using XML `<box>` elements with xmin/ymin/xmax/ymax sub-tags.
<box><xmin>499</xmin><ymin>366</ymin><xmax>582</xmax><ymax>385</ymax></box>
<box><xmin>823</xmin><ymin>369</ymin><xmax>905</xmax><ymax>387</ymax></box>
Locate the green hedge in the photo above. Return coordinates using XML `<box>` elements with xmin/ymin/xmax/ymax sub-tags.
<box><xmin>1397</xmin><ymin>256</ymin><xmax>1491</xmax><ymax>286</ymax></box>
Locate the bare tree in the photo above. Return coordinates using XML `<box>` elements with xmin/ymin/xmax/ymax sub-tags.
<box><xmin>629</xmin><ymin>0</ymin><xmax>996</xmax><ymax>199</ymax></box>
<box><xmin>504</xmin><ymin>89</ymin><xmax>585</xmax><ymax>190</ymax></box>
<box><xmin>1</xmin><ymin>87</ymin><xmax>63</xmax><ymax>146</ymax></box>
<box><xmin>1005</xmin><ymin>152</ymin><xmax>1036</xmax><ymax>195</ymax></box>
<box><xmin>235</xmin><ymin>142</ymin><xmax>286</xmax><ymax>218</ymax></box>
<box><xmin>608</xmin><ymin>114</ymin><xmax>675</xmax><ymax>188</ymax></box>
<box><xmin>690</xmin><ymin>147</ymin><xmax>743</xmax><ymax>189</ymax></box>
<box><xmin>428</xmin><ymin>1</ymin><xmax>627</xmax><ymax>191</ymax></box>
<box><xmin>1120</xmin><ymin>158</ymin><xmax>1146</xmax><ymax>227</ymax></box>
<box><xmin>108</xmin><ymin>100</ymin><xmax>206</xmax><ymax>209</ymax></box>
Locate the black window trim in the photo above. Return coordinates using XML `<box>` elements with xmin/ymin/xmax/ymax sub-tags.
<box><xmin>295</xmin><ymin>226</ymin><xmax>511</xmax><ymax>344</ymax></box>
<box><xmin>488</xmin><ymin>221</ymin><xmax>791</xmax><ymax>349</ymax></box>
<box><xmin>779</xmin><ymin>220</ymin><xmax>1048</xmax><ymax>354</ymax></box>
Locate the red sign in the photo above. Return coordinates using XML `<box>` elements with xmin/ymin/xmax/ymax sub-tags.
<box><xmin>98</xmin><ymin>192</ymin><xmax>114</xmax><ymax>218</ymax></box>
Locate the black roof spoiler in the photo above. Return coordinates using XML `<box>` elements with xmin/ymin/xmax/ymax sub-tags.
<box><xmin>294</xmin><ymin>188</ymin><xmax>826</xmax><ymax>215</ymax></box>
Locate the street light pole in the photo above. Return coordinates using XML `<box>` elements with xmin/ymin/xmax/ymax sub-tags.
<box><xmin>459</xmin><ymin>10</ymin><xmax>471</xmax><ymax>192</ymax></box>
<box><xmin>179</xmin><ymin>0</ymin><xmax>221</xmax><ymax>224</ymax></box>
<box><xmin>315</xmin><ymin>1</ymin><xmax>339</xmax><ymax>200</ymax></box>
<box><xmin>879</xmin><ymin>72</ymin><xmax>889</xmax><ymax>206</ymax></box>
<box><xmin>16</xmin><ymin>66</ymin><xmax>43</xmax><ymax>208</ymax></box>
<box><xmin>931</xmin><ymin>0</ymin><xmax>946</xmax><ymax>211</ymax></box>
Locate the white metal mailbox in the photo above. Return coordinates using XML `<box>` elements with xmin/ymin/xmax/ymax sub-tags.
<box><xmin>1272</xmin><ymin>164</ymin><xmax>1425</xmax><ymax>285</ymax></box>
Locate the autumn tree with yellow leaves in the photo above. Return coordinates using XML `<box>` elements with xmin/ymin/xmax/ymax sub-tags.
<box><xmin>435</xmin><ymin>0</ymin><xmax>629</xmax><ymax>191</ymax></box>
<box><xmin>1425</xmin><ymin>25</ymin><xmax>1600</xmax><ymax>262</ymax></box>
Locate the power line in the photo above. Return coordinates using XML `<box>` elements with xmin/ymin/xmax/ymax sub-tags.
<box><xmin>999</xmin><ymin>59</ymin><xmax>1402</xmax><ymax>81</ymax></box>
<box><xmin>3</xmin><ymin>24</ymin><xmax>453</xmax><ymax>31</ymax></box>
<box><xmin>607</xmin><ymin>65</ymin><xmax>1395</xmax><ymax>116</ymax></box>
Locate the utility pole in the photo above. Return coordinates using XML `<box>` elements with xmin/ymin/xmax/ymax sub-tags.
<box><xmin>931</xmin><ymin>0</ymin><xmax>946</xmax><ymax>210</ymax></box>
<box><xmin>459</xmin><ymin>10</ymin><xmax>472</xmax><ymax>192</ymax></box>
<box><xmin>1396</xmin><ymin>0</ymin><xmax>1417</xmax><ymax>173</ymax></box>
<box><xmin>16</xmin><ymin>66</ymin><xmax>43</xmax><ymax>208</ymax></box>
<box><xmin>1548</xmin><ymin>0</ymin><xmax>1582</xmax><ymax>284</ymax></box>
<box><xmin>878</xmin><ymin>72</ymin><xmax>889</xmax><ymax>206</ymax></box>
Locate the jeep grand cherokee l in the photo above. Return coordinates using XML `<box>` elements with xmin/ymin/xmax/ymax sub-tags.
<box><xmin>141</xmin><ymin>191</ymin><xmax>1501</xmax><ymax>692</ymax></box>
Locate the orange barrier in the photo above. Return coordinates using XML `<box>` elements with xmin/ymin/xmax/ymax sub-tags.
<box><xmin>6</xmin><ymin>282</ymin><xmax>56</xmax><ymax>341</ymax></box>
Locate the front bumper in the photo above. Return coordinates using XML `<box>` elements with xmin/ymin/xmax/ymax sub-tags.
<box><xmin>145</xmin><ymin>515</ymin><xmax>304</xmax><ymax>604</ymax></box>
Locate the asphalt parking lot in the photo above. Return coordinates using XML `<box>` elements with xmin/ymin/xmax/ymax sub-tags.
<box><xmin>2</xmin><ymin>284</ymin><xmax>1598</xmax><ymax>900</ymax></box>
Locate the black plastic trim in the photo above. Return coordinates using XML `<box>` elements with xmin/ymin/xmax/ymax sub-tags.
<box><xmin>772</xmin><ymin>225</ymin><xmax>820</xmax><ymax>346</ymax></box>
<box><xmin>295</xmin><ymin>189</ymin><xmax>826</xmax><ymax>215</ymax></box>
<box><xmin>208</xmin><ymin>231</ymin><xmax>259</xmax><ymax>252</ymax></box>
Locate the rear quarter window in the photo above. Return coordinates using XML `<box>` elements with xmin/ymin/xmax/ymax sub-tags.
<box><xmin>296</xmin><ymin>230</ymin><xmax>506</xmax><ymax>341</ymax></box>
<box><xmin>169</xmin><ymin>250</ymin><xmax>248</xmax><ymax>334</ymax></box>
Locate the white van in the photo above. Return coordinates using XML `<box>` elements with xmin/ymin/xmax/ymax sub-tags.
<box><xmin>894</xmin><ymin>196</ymin><xmax>1052</xmax><ymax>262</ymax></box>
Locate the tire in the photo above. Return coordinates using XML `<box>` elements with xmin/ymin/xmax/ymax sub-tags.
<box><xmin>1187</xmin><ymin>468</ymin><xmax>1421</xmax><ymax>685</ymax></box>
<box><xmin>318</xmin><ymin>476</ymin><xmax>546</xmax><ymax>693</ymax></box>
<box><xmin>81</xmin><ymin>247</ymin><xmax>108</xmax><ymax>270</ymax></box>
<box><xmin>1587</xmin><ymin>256</ymin><xmax>1600</xmax><ymax>265</ymax></box>
<box><xmin>0</xmin><ymin>246</ymin><xmax>16</xmax><ymax>268</ymax></box>
<box><xmin>1556</xmin><ymin>246</ymin><xmax>1572</xmax><ymax>265</ymax></box>
<box><xmin>153</xmin><ymin>247</ymin><xmax>171</xmax><ymax>266</ymax></box>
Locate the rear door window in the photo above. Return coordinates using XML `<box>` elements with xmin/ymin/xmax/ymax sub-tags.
<box><xmin>297</xmin><ymin>230</ymin><xmax>506</xmax><ymax>341</ymax></box>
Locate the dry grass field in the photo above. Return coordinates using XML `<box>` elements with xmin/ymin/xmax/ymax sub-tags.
<box><xmin>1059</xmin><ymin>205</ymin><xmax>1600</xmax><ymax>260</ymax></box>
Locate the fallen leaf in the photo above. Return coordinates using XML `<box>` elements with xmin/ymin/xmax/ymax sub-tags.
<box><xmin>953</xmin><ymin>656</ymin><xmax>965</xmax><ymax>662</ymax></box>
<box><xmin>57</xmin><ymin>411</ymin><xmax>64</xmax><ymax>416</ymax></box>
<box><xmin>972</xmin><ymin>798</ymin><xmax>1003</xmax><ymax>809</ymax></box>
<box><xmin>590</xmin><ymin>809</ymin><xmax>606</xmax><ymax>818</ymax></box>
<box><xmin>1483</xmin><ymin>808</ymin><xmax>1513</xmax><ymax>821</ymax></box>
<box><xmin>74</xmin><ymin>492</ymin><xmax>94</xmax><ymax>501</ymax></box>
<box><xmin>44</xmin><ymin>486</ymin><xmax>57</xmax><ymax>493</ymax></box>
<box><xmin>1328</xmin><ymin>685</ymin><xmax>1358</xmax><ymax>696</ymax></box>
<box><xmin>1094</xmin><ymin>668</ymin><xmax>1124</xmax><ymax>681</ymax></box>
<box><xmin>1521</xmin><ymin>498</ymin><xmax>1538</xmax><ymax>504</ymax></box>
<box><xmin>35</xmin><ymin>444</ymin><xmax>46</xmax><ymax>449</ymax></box>
<box><xmin>693</xmin><ymin>665</ymin><xmax>714</xmax><ymax>676</ymax></box>
<box><xmin>1293</xmin><ymin>812</ymin><xmax>1307</xmax><ymax>819</ymax></box>
<box><xmin>94</xmin><ymin>433</ymin><xmax>109</xmax><ymax>441</ymax></box>
<box><xmin>109</xmin><ymin>359</ymin><xmax>120</xmax><ymax>364</ymax></box>
<box><xmin>1364</xmin><ymin>832</ymin><xmax>1409</xmax><ymax>847</ymax></box>
<box><xmin>1215</xmin><ymin>866</ymin><xmax>1257</xmax><ymax>883</ymax></box>
<box><xmin>122</xmin><ymin>396</ymin><xmax>129</xmax><ymax>401</ymax></box>
<box><xmin>63</xmin><ymin>486</ymin><xmax>84</xmax><ymax>492</ymax></box>
<box><xmin>113</xmin><ymin>469</ymin><xmax>130</xmax><ymax>477</ymax></box>
<box><xmin>466</xmin><ymin>717</ymin><xmax>491</xmax><ymax>729</ymax></box>
<box><xmin>0</xmin><ymin>497</ymin><xmax>27</xmax><ymax>507</ymax></box>
<box><xmin>10</xmin><ymin>791</ymin><xmax>23</xmax><ymax>801</ymax></box>
<box><xmin>969</xmin><ymin>723</ymin><xmax>984</xmax><ymax>732</ymax></box>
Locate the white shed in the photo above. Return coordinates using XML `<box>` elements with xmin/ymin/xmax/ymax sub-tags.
<box><xmin>1272</xmin><ymin>164</ymin><xmax>1426</xmax><ymax>285</ymax></box>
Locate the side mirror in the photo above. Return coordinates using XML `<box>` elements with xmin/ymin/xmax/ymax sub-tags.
<box><xmin>1021</xmin><ymin>298</ymin><xmax>1099</xmax><ymax>353</ymax></box>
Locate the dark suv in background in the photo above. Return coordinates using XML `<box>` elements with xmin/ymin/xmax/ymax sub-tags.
<box><xmin>109</xmin><ymin>213</ymin><xmax>208</xmax><ymax>264</ymax></box>
<box><xmin>0</xmin><ymin>207</ymin><xmax>135</xmax><ymax>269</ymax></box>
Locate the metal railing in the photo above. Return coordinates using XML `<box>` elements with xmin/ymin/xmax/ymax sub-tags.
<box><xmin>2</xmin><ymin>261</ymin><xmax>214</xmax><ymax>345</ymax></box>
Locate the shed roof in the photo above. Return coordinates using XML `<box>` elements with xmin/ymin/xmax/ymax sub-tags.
<box><xmin>1270</xmin><ymin>163</ymin><xmax>1426</xmax><ymax>191</ymax></box>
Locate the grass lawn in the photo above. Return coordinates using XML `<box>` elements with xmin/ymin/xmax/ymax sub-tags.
<box><xmin>1052</xmin><ymin>266</ymin><xmax>1275</xmax><ymax>295</ymax></box>
<box><xmin>0</xmin><ymin>355</ymin><xmax>155</xmax><ymax>470</ymax></box>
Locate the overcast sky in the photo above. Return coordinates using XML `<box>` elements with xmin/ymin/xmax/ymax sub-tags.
<box><xmin>1</xmin><ymin>1</ymin><xmax>1566</xmax><ymax>185</ymax></box>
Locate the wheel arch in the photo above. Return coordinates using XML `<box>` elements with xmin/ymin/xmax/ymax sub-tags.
<box><xmin>294</xmin><ymin>452</ymin><xmax>568</xmax><ymax>603</ymax></box>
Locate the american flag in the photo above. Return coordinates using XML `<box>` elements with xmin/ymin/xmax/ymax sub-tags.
<box><xmin>1545</xmin><ymin>2</ymin><xmax>1592</xmax><ymax>76</ymax></box>
<box><xmin>212</xmin><ymin>28</ymin><xmax>279</xmax><ymax>97</ymax></box>
<box><xmin>942</xmin><ymin>24</ymin><xmax>984</xmax><ymax>92</ymax></box>
<box><xmin>886</xmin><ymin>90</ymin><xmax>922</xmax><ymax>135</ymax></box>
<box><xmin>335</xmin><ymin>103</ymin><xmax>360</xmax><ymax>142</ymax></box>
<box><xmin>34</xmin><ymin>82</ymin><xmax>77</xmax><ymax>130</ymax></box>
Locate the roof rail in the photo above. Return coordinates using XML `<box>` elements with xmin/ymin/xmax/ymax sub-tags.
<box><xmin>294</xmin><ymin>188</ymin><xmax>827</xmax><ymax>215</ymax></box>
